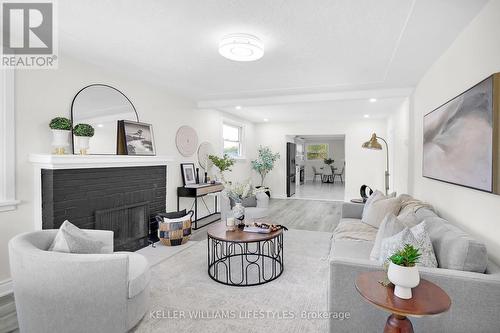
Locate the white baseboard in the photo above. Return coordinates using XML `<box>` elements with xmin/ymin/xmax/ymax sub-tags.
<box><xmin>0</xmin><ymin>279</ymin><xmax>13</xmax><ymax>297</ymax></box>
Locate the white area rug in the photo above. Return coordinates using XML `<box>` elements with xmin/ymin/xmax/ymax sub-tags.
<box><xmin>133</xmin><ymin>229</ymin><xmax>333</xmax><ymax>333</ymax></box>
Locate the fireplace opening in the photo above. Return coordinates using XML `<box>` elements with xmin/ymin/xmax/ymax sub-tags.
<box><xmin>96</xmin><ymin>202</ymin><xmax>150</xmax><ymax>251</ymax></box>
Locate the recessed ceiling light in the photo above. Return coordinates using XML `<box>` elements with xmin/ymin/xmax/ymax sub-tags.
<box><xmin>219</xmin><ymin>33</ymin><xmax>264</xmax><ymax>62</ymax></box>
<box><xmin>97</xmin><ymin>124</ymin><xmax>104</xmax><ymax>128</ymax></box>
<box><xmin>363</xmin><ymin>114</ymin><xmax>370</xmax><ymax>118</ymax></box>
<box><xmin>263</xmin><ymin>118</ymin><xmax>269</xmax><ymax>122</ymax></box>
<box><xmin>369</xmin><ymin>98</ymin><xmax>377</xmax><ymax>103</ymax></box>
<box><xmin>235</xmin><ymin>105</ymin><xmax>242</xmax><ymax>110</ymax></box>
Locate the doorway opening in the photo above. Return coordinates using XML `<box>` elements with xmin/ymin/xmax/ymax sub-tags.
<box><xmin>287</xmin><ymin>135</ymin><xmax>345</xmax><ymax>201</ymax></box>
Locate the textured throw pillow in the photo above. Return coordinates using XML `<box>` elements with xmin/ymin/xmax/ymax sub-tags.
<box><xmin>230</xmin><ymin>196</ymin><xmax>257</xmax><ymax>208</ymax></box>
<box><xmin>378</xmin><ymin>222</ymin><xmax>438</xmax><ymax>268</ymax></box>
<box><xmin>361</xmin><ymin>190</ymin><xmax>385</xmax><ymax>220</ymax></box>
<box><xmin>49</xmin><ymin>220</ymin><xmax>105</xmax><ymax>254</ymax></box>
<box><xmin>369</xmin><ymin>213</ymin><xmax>407</xmax><ymax>261</ymax></box>
<box><xmin>362</xmin><ymin>197</ymin><xmax>401</xmax><ymax>229</ymax></box>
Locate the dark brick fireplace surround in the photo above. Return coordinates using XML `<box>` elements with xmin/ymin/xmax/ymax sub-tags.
<box><xmin>41</xmin><ymin>165</ymin><xmax>166</xmax><ymax>251</ymax></box>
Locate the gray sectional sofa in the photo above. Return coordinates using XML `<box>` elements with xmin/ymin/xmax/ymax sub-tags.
<box><xmin>328</xmin><ymin>199</ymin><xmax>500</xmax><ymax>333</ymax></box>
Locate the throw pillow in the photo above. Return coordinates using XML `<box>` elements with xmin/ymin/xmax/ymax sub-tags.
<box><xmin>369</xmin><ymin>213</ymin><xmax>407</xmax><ymax>261</ymax></box>
<box><xmin>410</xmin><ymin>222</ymin><xmax>438</xmax><ymax>268</ymax></box>
<box><xmin>378</xmin><ymin>222</ymin><xmax>438</xmax><ymax>268</ymax></box>
<box><xmin>362</xmin><ymin>197</ymin><xmax>401</xmax><ymax>229</ymax></box>
<box><xmin>49</xmin><ymin>220</ymin><xmax>106</xmax><ymax>254</ymax></box>
<box><xmin>378</xmin><ymin>228</ymin><xmax>417</xmax><ymax>264</ymax></box>
<box><xmin>361</xmin><ymin>190</ymin><xmax>385</xmax><ymax>220</ymax></box>
<box><xmin>230</xmin><ymin>196</ymin><xmax>258</xmax><ymax>208</ymax></box>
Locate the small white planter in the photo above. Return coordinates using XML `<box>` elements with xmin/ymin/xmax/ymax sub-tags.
<box><xmin>51</xmin><ymin>129</ymin><xmax>70</xmax><ymax>154</ymax></box>
<box><xmin>387</xmin><ymin>262</ymin><xmax>420</xmax><ymax>299</ymax></box>
<box><xmin>75</xmin><ymin>136</ymin><xmax>90</xmax><ymax>155</ymax></box>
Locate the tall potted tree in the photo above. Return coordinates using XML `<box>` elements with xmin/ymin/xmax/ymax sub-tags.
<box><xmin>251</xmin><ymin>146</ymin><xmax>280</xmax><ymax>195</ymax></box>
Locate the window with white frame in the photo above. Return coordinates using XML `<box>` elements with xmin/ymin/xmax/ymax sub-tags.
<box><xmin>0</xmin><ymin>69</ymin><xmax>18</xmax><ymax>212</ymax></box>
<box><xmin>223</xmin><ymin>123</ymin><xmax>243</xmax><ymax>158</ymax></box>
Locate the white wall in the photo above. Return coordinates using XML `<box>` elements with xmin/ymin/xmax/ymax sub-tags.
<box><xmin>387</xmin><ymin>98</ymin><xmax>410</xmax><ymax>194</ymax></box>
<box><xmin>0</xmin><ymin>54</ymin><xmax>255</xmax><ymax>282</ymax></box>
<box><xmin>254</xmin><ymin>119</ymin><xmax>388</xmax><ymax>200</ymax></box>
<box><xmin>304</xmin><ymin>139</ymin><xmax>345</xmax><ymax>180</ymax></box>
<box><xmin>409</xmin><ymin>0</ymin><xmax>500</xmax><ymax>264</ymax></box>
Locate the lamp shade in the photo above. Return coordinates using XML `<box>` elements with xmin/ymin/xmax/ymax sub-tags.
<box><xmin>362</xmin><ymin>133</ymin><xmax>382</xmax><ymax>150</ymax></box>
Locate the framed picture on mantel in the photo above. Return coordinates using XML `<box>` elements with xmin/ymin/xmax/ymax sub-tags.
<box><xmin>117</xmin><ymin>120</ymin><xmax>156</xmax><ymax>156</ymax></box>
<box><xmin>423</xmin><ymin>73</ymin><xmax>500</xmax><ymax>194</ymax></box>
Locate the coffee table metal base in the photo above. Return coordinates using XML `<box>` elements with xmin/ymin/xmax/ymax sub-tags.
<box><xmin>207</xmin><ymin>232</ymin><xmax>284</xmax><ymax>286</ymax></box>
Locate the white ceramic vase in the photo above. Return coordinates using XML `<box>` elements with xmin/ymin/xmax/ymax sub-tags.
<box><xmin>232</xmin><ymin>202</ymin><xmax>245</xmax><ymax>221</ymax></box>
<box><xmin>51</xmin><ymin>129</ymin><xmax>70</xmax><ymax>154</ymax></box>
<box><xmin>387</xmin><ymin>262</ymin><xmax>420</xmax><ymax>299</ymax></box>
<box><xmin>75</xmin><ymin>136</ymin><xmax>90</xmax><ymax>155</ymax></box>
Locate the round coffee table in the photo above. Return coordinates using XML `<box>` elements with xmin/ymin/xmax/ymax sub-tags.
<box><xmin>207</xmin><ymin>222</ymin><xmax>284</xmax><ymax>286</ymax></box>
<box><xmin>355</xmin><ymin>271</ymin><xmax>451</xmax><ymax>333</ymax></box>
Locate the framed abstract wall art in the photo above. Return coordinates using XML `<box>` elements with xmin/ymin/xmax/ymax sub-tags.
<box><xmin>423</xmin><ymin>73</ymin><xmax>500</xmax><ymax>193</ymax></box>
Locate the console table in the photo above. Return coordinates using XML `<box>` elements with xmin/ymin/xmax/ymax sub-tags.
<box><xmin>177</xmin><ymin>184</ymin><xmax>224</xmax><ymax>229</ymax></box>
<box><xmin>355</xmin><ymin>271</ymin><xmax>451</xmax><ymax>333</ymax></box>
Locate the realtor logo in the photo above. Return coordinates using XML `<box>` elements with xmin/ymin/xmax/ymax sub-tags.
<box><xmin>1</xmin><ymin>0</ymin><xmax>58</xmax><ymax>68</ymax></box>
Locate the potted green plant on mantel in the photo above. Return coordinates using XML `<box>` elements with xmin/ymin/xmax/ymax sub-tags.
<box><xmin>73</xmin><ymin>123</ymin><xmax>95</xmax><ymax>155</ymax></box>
<box><xmin>208</xmin><ymin>154</ymin><xmax>235</xmax><ymax>182</ymax></box>
<box><xmin>387</xmin><ymin>244</ymin><xmax>421</xmax><ymax>299</ymax></box>
<box><xmin>49</xmin><ymin>117</ymin><xmax>72</xmax><ymax>155</ymax></box>
<box><xmin>251</xmin><ymin>146</ymin><xmax>280</xmax><ymax>196</ymax></box>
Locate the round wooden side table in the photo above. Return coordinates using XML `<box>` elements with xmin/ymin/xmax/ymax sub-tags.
<box><xmin>355</xmin><ymin>271</ymin><xmax>451</xmax><ymax>333</ymax></box>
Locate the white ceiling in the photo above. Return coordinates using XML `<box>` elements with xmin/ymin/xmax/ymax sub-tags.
<box><xmin>58</xmin><ymin>0</ymin><xmax>488</xmax><ymax>123</ymax></box>
<box><xmin>219</xmin><ymin>97</ymin><xmax>407</xmax><ymax>123</ymax></box>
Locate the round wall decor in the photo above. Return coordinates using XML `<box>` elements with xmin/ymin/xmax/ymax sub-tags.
<box><xmin>176</xmin><ymin>125</ymin><xmax>198</xmax><ymax>157</ymax></box>
<box><xmin>197</xmin><ymin>142</ymin><xmax>214</xmax><ymax>170</ymax></box>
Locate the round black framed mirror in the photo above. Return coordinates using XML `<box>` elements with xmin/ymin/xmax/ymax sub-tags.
<box><xmin>71</xmin><ymin>84</ymin><xmax>139</xmax><ymax>155</ymax></box>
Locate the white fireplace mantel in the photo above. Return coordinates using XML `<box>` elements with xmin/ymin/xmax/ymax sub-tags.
<box><xmin>29</xmin><ymin>154</ymin><xmax>174</xmax><ymax>169</ymax></box>
<box><xmin>29</xmin><ymin>154</ymin><xmax>174</xmax><ymax>230</ymax></box>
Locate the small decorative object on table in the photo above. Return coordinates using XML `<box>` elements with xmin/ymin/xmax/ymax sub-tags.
<box><xmin>225</xmin><ymin>217</ymin><xmax>236</xmax><ymax>231</ymax></box>
<box><xmin>157</xmin><ymin>211</ymin><xmax>193</xmax><ymax>246</ymax></box>
<box><xmin>49</xmin><ymin>117</ymin><xmax>72</xmax><ymax>155</ymax></box>
<box><xmin>244</xmin><ymin>221</ymin><xmax>288</xmax><ymax>234</ymax></box>
<box><xmin>73</xmin><ymin>123</ymin><xmax>94</xmax><ymax>155</ymax></box>
<box><xmin>323</xmin><ymin>158</ymin><xmax>334</xmax><ymax>165</ymax></box>
<box><xmin>387</xmin><ymin>244</ymin><xmax>421</xmax><ymax>299</ymax></box>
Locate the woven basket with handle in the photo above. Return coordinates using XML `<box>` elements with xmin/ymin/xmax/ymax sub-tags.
<box><xmin>158</xmin><ymin>211</ymin><xmax>193</xmax><ymax>246</ymax></box>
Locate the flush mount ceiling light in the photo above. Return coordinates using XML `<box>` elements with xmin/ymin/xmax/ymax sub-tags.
<box><xmin>219</xmin><ymin>33</ymin><xmax>264</xmax><ymax>62</ymax></box>
<box><xmin>235</xmin><ymin>105</ymin><xmax>242</xmax><ymax>110</ymax></box>
<box><xmin>369</xmin><ymin>98</ymin><xmax>377</xmax><ymax>103</ymax></box>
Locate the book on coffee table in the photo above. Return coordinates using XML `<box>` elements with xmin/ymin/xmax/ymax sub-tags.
<box><xmin>243</xmin><ymin>226</ymin><xmax>271</xmax><ymax>234</ymax></box>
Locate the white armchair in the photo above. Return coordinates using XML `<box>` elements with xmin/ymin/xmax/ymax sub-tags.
<box><xmin>8</xmin><ymin>230</ymin><xmax>150</xmax><ymax>333</ymax></box>
<box><xmin>220</xmin><ymin>191</ymin><xmax>270</xmax><ymax>222</ymax></box>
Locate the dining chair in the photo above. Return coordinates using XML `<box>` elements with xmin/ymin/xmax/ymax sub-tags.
<box><xmin>321</xmin><ymin>165</ymin><xmax>333</xmax><ymax>183</ymax></box>
<box><xmin>333</xmin><ymin>162</ymin><xmax>345</xmax><ymax>184</ymax></box>
<box><xmin>312</xmin><ymin>166</ymin><xmax>322</xmax><ymax>182</ymax></box>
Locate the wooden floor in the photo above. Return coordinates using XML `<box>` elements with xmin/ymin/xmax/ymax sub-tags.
<box><xmin>191</xmin><ymin>198</ymin><xmax>342</xmax><ymax>241</ymax></box>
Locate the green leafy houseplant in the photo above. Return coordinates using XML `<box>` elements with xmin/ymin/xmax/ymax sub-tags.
<box><xmin>389</xmin><ymin>244</ymin><xmax>421</xmax><ymax>267</ymax></box>
<box><xmin>73</xmin><ymin>124</ymin><xmax>95</xmax><ymax>137</ymax></box>
<box><xmin>251</xmin><ymin>146</ymin><xmax>280</xmax><ymax>186</ymax></box>
<box><xmin>49</xmin><ymin>117</ymin><xmax>72</xmax><ymax>131</ymax></box>
<box><xmin>323</xmin><ymin>158</ymin><xmax>334</xmax><ymax>165</ymax></box>
<box><xmin>209</xmin><ymin>154</ymin><xmax>235</xmax><ymax>181</ymax></box>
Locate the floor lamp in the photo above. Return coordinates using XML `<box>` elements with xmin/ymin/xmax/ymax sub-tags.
<box><xmin>362</xmin><ymin>133</ymin><xmax>389</xmax><ymax>195</ymax></box>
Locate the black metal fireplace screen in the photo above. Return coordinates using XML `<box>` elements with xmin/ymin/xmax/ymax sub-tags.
<box><xmin>95</xmin><ymin>202</ymin><xmax>150</xmax><ymax>251</ymax></box>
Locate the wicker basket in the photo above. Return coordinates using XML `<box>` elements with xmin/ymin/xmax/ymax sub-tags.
<box><xmin>158</xmin><ymin>213</ymin><xmax>192</xmax><ymax>246</ymax></box>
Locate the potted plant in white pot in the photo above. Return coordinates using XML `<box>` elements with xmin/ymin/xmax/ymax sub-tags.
<box><xmin>251</xmin><ymin>146</ymin><xmax>280</xmax><ymax>196</ymax></box>
<box><xmin>49</xmin><ymin>117</ymin><xmax>72</xmax><ymax>155</ymax></box>
<box><xmin>73</xmin><ymin>123</ymin><xmax>95</xmax><ymax>155</ymax></box>
<box><xmin>208</xmin><ymin>154</ymin><xmax>235</xmax><ymax>183</ymax></box>
<box><xmin>387</xmin><ymin>244</ymin><xmax>421</xmax><ymax>299</ymax></box>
